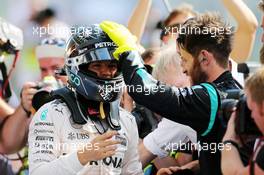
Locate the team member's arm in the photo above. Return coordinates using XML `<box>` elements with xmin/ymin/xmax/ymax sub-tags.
<box><xmin>0</xmin><ymin>98</ymin><xmax>14</xmax><ymax>118</ymax></box>
<box><xmin>0</xmin><ymin>82</ymin><xmax>36</xmax><ymax>154</ymax></box>
<box><xmin>100</xmin><ymin>21</ymin><xmax>219</xmax><ymax>135</ymax></box>
<box><xmin>141</xmin><ymin>119</ymin><xmax>195</xmax><ymax>169</ymax></box>
<box><xmin>128</xmin><ymin>0</ymin><xmax>152</xmax><ymax>43</ymax></box>
<box><xmin>221</xmin><ymin>112</ymin><xmax>264</xmax><ymax>175</ymax></box>
<box><xmin>222</xmin><ymin>0</ymin><xmax>258</xmax><ymax>63</ymax></box>
<box><xmin>120</xmin><ymin>0</ymin><xmax>152</xmax><ymax>111</ymax></box>
<box><xmin>139</xmin><ymin>142</ymin><xmax>156</xmax><ymax>168</ymax></box>
<box><xmin>156</xmin><ymin>160</ymin><xmax>199</xmax><ymax>175</ymax></box>
<box><xmin>0</xmin><ymin>98</ymin><xmax>15</xmax><ymax>152</ymax></box>
<box><xmin>121</xmin><ymin>51</ymin><xmax>216</xmax><ymax>135</ymax></box>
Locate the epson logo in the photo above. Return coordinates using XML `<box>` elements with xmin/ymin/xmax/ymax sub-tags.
<box><xmin>35</xmin><ymin>136</ymin><xmax>54</xmax><ymax>142</ymax></box>
<box><xmin>95</xmin><ymin>42</ymin><xmax>116</xmax><ymax>48</ymax></box>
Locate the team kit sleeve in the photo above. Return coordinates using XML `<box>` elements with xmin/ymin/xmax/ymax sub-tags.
<box><xmin>120</xmin><ymin>51</ymin><xmax>220</xmax><ymax>136</ymax></box>
<box><xmin>143</xmin><ymin>118</ymin><xmax>197</xmax><ymax>158</ymax></box>
<box><xmin>28</xmin><ymin>103</ymin><xmax>83</xmax><ymax>175</ymax></box>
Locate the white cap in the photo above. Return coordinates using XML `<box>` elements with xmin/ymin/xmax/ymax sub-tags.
<box><xmin>36</xmin><ymin>44</ymin><xmax>65</xmax><ymax>59</ymax></box>
<box><xmin>35</xmin><ymin>37</ymin><xmax>66</xmax><ymax>59</ymax></box>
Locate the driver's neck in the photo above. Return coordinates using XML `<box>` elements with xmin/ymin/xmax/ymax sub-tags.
<box><xmin>206</xmin><ymin>66</ymin><xmax>228</xmax><ymax>83</ymax></box>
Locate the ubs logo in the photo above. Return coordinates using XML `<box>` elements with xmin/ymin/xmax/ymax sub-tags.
<box><xmin>67</xmin><ymin>132</ymin><xmax>90</xmax><ymax>140</ymax></box>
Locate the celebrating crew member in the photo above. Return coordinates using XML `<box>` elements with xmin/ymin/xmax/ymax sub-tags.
<box><xmin>99</xmin><ymin>13</ymin><xmax>241</xmax><ymax>175</ymax></box>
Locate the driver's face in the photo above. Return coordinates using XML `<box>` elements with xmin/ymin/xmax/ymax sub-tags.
<box><xmin>178</xmin><ymin>47</ymin><xmax>208</xmax><ymax>85</ymax></box>
<box><xmin>87</xmin><ymin>61</ymin><xmax>118</xmax><ymax>79</ymax></box>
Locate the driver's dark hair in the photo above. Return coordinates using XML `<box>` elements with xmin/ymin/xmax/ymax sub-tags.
<box><xmin>259</xmin><ymin>0</ymin><xmax>264</xmax><ymax>12</ymax></box>
<box><xmin>245</xmin><ymin>67</ymin><xmax>264</xmax><ymax>105</ymax></box>
<box><xmin>177</xmin><ymin>12</ymin><xmax>234</xmax><ymax>68</ymax></box>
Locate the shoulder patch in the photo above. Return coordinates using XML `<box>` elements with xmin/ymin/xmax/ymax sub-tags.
<box><xmin>50</xmin><ymin>99</ymin><xmax>67</xmax><ymax>115</ymax></box>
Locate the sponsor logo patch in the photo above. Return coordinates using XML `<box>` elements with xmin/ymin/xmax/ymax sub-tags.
<box><xmin>40</xmin><ymin>109</ymin><xmax>48</xmax><ymax>121</ymax></box>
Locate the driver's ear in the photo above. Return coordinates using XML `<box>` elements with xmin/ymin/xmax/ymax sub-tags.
<box><xmin>198</xmin><ymin>50</ymin><xmax>211</xmax><ymax>66</ymax></box>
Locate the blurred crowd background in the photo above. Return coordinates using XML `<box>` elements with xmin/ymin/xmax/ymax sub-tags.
<box><xmin>0</xmin><ymin>0</ymin><xmax>262</xmax><ymax>99</ymax></box>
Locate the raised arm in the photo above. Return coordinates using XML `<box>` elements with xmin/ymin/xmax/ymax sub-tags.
<box><xmin>222</xmin><ymin>0</ymin><xmax>258</xmax><ymax>63</ymax></box>
<box><xmin>0</xmin><ymin>82</ymin><xmax>37</xmax><ymax>154</ymax></box>
<box><xmin>100</xmin><ymin>21</ymin><xmax>220</xmax><ymax>135</ymax></box>
<box><xmin>0</xmin><ymin>98</ymin><xmax>14</xmax><ymax>119</ymax></box>
<box><xmin>128</xmin><ymin>0</ymin><xmax>152</xmax><ymax>43</ymax></box>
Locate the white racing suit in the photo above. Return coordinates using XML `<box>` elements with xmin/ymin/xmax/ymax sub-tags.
<box><xmin>28</xmin><ymin>99</ymin><xmax>143</xmax><ymax>175</ymax></box>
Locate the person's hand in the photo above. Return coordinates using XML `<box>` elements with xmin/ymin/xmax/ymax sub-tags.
<box><xmin>157</xmin><ymin>166</ymin><xmax>182</xmax><ymax>175</ymax></box>
<box><xmin>222</xmin><ymin>111</ymin><xmax>240</xmax><ymax>143</ymax></box>
<box><xmin>100</xmin><ymin>21</ymin><xmax>138</xmax><ymax>59</ymax></box>
<box><xmin>77</xmin><ymin>131</ymin><xmax>121</xmax><ymax>165</ymax></box>
<box><xmin>21</xmin><ymin>82</ymin><xmax>38</xmax><ymax>112</ymax></box>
